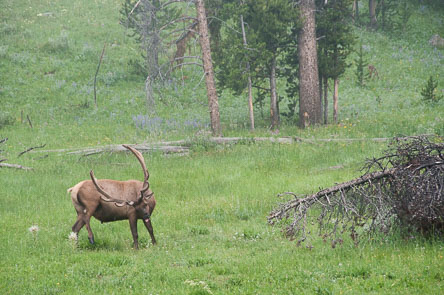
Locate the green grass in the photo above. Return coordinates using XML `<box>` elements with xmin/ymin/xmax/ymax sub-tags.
<box><xmin>2</xmin><ymin>141</ymin><xmax>444</xmax><ymax>294</ymax></box>
<box><xmin>1</xmin><ymin>0</ymin><xmax>444</xmax><ymax>294</ymax></box>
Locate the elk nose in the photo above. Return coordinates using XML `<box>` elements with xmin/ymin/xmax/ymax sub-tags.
<box><xmin>143</xmin><ymin>213</ymin><xmax>151</xmax><ymax>222</ymax></box>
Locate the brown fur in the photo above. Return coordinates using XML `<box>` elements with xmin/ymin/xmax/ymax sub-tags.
<box><xmin>67</xmin><ymin>146</ymin><xmax>156</xmax><ymax>249</ymax></box>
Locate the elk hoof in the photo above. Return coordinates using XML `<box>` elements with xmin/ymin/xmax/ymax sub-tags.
<box><xmin>88</xmin><ymin>237</ymin><xmax>95</xmax><ymax>244</ymax></box>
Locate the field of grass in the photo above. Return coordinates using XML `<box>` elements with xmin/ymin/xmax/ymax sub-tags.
<box><xmin>1</xmin><ymin>0</ymin><xmax>444</xmax><ymax>294</ymax></box>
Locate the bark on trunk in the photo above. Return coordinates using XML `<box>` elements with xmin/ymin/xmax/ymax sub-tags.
<box><xmin>323</xmin><ymin>78</ymin><xmax>328</xmax><ymax>125</ymax></box>
<box><xmin>298</xmin><ymin>0</ymin><xmax>321</xmax><ymax>128</ymax></box>
<box><xmin>270</xmin><ymin>55</ymin><xmax>279</xmax><ymax>129</ymax></box>
<box><xmin>369</xmin><ymin>0</ymin><xmax>377</xmax><ymax>29</ymax></box>
<box><xmin>195</xmin><ymin>0</ymin><xmax>222</xmax><ymax>136</ymax></box>
<box><xmin>141</xmin><ymin>1</ymin><xmax>160</xmax><ymax>80</ymax></box>
<box><xmin>352</xmin><ymin>0</ymin><xmax>359</xmax><ymax>23</ymax></box>
<box><xmin>145</xmin><ymin>75</ymin><xmax>155</xmax><ymax>115</ymax></box>
<box><xmin>319</xmin><ymin>75</ymin><xmax>323</xmax><ymax>117</ymax></box>
<box><xmin>241</xmin><ymin>14</ymin><xmax>254</xmax><ymax>131</ymax></box>
<box><xmin>333</xmin><ymin>78</ymin><xmax>339</xmax><ymax>123</ymax></box>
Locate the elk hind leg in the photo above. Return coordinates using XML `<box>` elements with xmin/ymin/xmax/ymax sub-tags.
<box><xmin>72</xmin><ymin>213</ymin><xmax>86</xmax><ymax>233</ymax></box>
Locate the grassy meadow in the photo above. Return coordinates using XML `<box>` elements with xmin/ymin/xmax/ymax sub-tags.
<box><xmin>1</xmin><ymin>0</ymin><xmax>444</xmax><ymax>294</ymax></box>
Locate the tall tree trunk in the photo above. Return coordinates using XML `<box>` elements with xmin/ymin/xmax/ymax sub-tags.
<box><xmin>247</xmin><ymin>76</ymin><xmax>254</xmax><ymax>130</ymax></box>
<box><xmin>140</xmin><ymin>0</ymin><xmax>160</xmax><ymax>114</ymax></box>
<box><xmin>195</xmin><ymin>0</ymin><xmax>222</xmax><ymax>136</ymax></box>
<box><xmin>240</xmin><ymin>14</ymin><xmax>254</xmax><ymax>131</ymax></box>
<box><xmin>142</xmin><ymin>0</ymin><xmax>160</xmax><ymax>80</ymax></box>
<box><xmin>379</xmin><ymin>0</ymin><xmax>386</xmax><ymax>31</ymax></box>
<box><xmin>333</xmin><ymin>78</ymin><xmax>339</xmax><ymax>123</ymax></box>
<box><xmin>323</xmin><ymin>78</ymin><xmax>328</xmax><ymax>125</ymax></box>
<box><xmin>319</xmin><ymin>75</ymin><xmax>323</xmax><ymax>121</ymax></box>
<box><xmin>270</xmin><ymin>55</ymin><xmax>279</xmax><ymax>129</ymax></box>
<box><xmin>145</xmin><ymin>75</ymin><xmax>155</xmax><ymax>115</ymax></box>
<box><xmin>298</xmin><ymin>0</ymin><xmax>321</xmax><ymax>128</ymax></box>
<box><xmin>352</xmin><ymin>0</ymin><xmax>359</xmax><ymax>23</ymax></box>
<box><xmin>369</xmin><ymin>0</ymin><xmax>377</xmax><ymax>29</ymax></box>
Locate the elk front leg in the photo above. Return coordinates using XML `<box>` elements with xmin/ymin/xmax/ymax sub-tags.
<box><xmin>129</xmin><ymin>215</ymin><xmax>139</xmax><ymax>249</ymax></box>
<box><xmin>143</xmin><ymin>218</ymin><xmax>157</xmax><ymax>245</ymax></box>
<box><xmin>84</xmin><ymin>214</ymin><xmax>95</xmax><ymax>244</ymax></box>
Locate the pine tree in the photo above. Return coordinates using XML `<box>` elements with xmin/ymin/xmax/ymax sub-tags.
<box><xmin>421</xmin><ymin>76</ymin><xmax>442</xmax><ymax>103</ymax></box>
<box><xmin>316</xmin><ymin>0</ymin><xmax>355</xmax><ymax>124</ymax></box>
<box><xmin>355</xmin><ymin>42</ymin><xmax>369</xmax><ymax>87</ymax></box>
<box><xmin>213</xmin><ymin>0</ymin><xmax>298</xmax><ymax>129</ymax></box>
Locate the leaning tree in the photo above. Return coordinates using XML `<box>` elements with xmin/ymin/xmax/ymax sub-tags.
<box><xmin>269</xmin><ymin>136</ymin><xmax>444</xmax><ymax>247</ymax></box>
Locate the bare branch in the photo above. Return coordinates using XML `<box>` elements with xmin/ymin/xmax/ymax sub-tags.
<box><xmin>172</xmin><ymin>55</ymin><xmax>202</xmax><ymax>61</ymax></box>
<box><xmin>161</xmin><ymin>0</ymin><xmax>189</xmax><ymax>9</ymax></box>
<box><xmin>128</xmin><ymin>0</ymin><xmax>141</xmax><ymax>17</ymax></box>
<box><xmin>268</xmin><ymin>135</ymin><xmax>444</xmax><ymax>246</ymax></box>
<box><xmin>207</xmin><ymin>16</ymin><xmax>242</xmax><ymax>35</ymax></box>
<box><xmin>268</xmin><ymin>169</ymin><xmax>395</xmax><ymax>223</ymax></box>
<box><xmin>18</xmin><ymin>144</ymin><xmax>46</xmax><ymax>157</ymax></box>
<box><xmin>158</xmin><ymin>16</ymin><xmax>197</xmax><ymax>32</ymax></box>
<box><xmin>94</xmin><ymin>42</ymin><xmax>106</xmax><ymax>108</ymax></box>
<box><xmin>172</xmin><ymin>62</ymin><xmax>203</xmax><ymax>69</ymax></box>
<box><xmin>26</xmin><ymin>115</ymin><xmax>33</xmax><ymax>128</ymax></box>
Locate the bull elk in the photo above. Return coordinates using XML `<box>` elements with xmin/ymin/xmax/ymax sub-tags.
<box><xmin>67</xmin><ymin>145</ymin><xmax>156</xmax><ymax>249</ymax></box>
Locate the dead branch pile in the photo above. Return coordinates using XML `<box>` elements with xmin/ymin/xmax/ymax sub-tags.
<box><xmin>268</xmin><ymin>136</ymin><xmax>444</xmax><ymax>246</ymax></box>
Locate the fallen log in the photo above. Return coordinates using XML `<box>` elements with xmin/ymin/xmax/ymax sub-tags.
<box><xmin>267</xmin><ymin>168</ymin><xmax>395</xmax><ymax>224</ymax></box>
<box><xmin>268</xmin><ymin>135</ymin><xmax>444</xmax><ymax>245</ymax></box>
<box><xmin>18</xmin><ymin>144</ymin><xmax>46</xmax><ymax>157</ymax></box>
<box><xmin>0</xmin><ymin>163</ymin><xmax>33</xmax><ymax>170</ymax></box>
<box><xmin>30</xmin><ymin>136</ymin><xmax>407</xmax><ymax>156</ymax></box>
<box><xmin>65</xmin><ymin>144</ymin><xmax>190</xmax><ymax>156</ymax></box>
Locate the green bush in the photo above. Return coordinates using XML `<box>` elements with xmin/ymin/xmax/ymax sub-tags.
<box><xmin>421</xmin><ymin>75</ymin><xmax>442</xmax><ymax>103</ymax></box>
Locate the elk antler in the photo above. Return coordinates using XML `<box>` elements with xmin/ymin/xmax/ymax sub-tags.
<box><xmin>122</xmin><ymin>145</ymin><xmax>150</xmax><ymax>195</ymax></box>
<box><xmin>89</xmin><ymin>170</ymin><xmax>134</xmax><ymax>207</ymax></box>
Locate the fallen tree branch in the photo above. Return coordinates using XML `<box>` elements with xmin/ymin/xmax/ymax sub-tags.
<box><xmin>267</xmin><ymin>169</ymin><xmax>395</xmax><ymax>224</ymax></box>
<box><xmin>94</xmin><ymin>42</ymin><xmax>106</xmax><ymax>107</ymax></box>
<box><xmin>27</xmin><ymin>115</ymin><xmax>33</xmax><ymax>128</ymax></box>
<box><xmin>18</xmin><ymin>144</ymin><xmax>46</xmax><ymax>157</ymax></box>
<box><xmin>0</xmin><ymin>138</ymin><xmax>7</xmax><ymax>144</ymax></box>
<box><xmin>0</xmin><ymin>163</ymin><xmax>33</xmax><ymax>170</ymax></box>
<box><xmin>66</xmin><ymin>144</ymin><xmax>190</xmax><ymax>156</ymax></box>
<box><xmin>268</xmin><ymin>135</ymin><xmax>444</xmax><ymax>246</ymax></box>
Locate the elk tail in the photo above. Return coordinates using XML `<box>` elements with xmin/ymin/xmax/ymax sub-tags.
<box><xmin>67</xmin><ymin>181</ymin><xmax>86</xmax><ymax>212</ymax></box>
